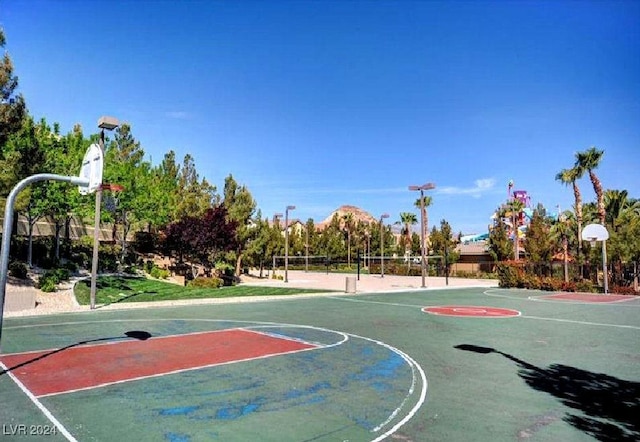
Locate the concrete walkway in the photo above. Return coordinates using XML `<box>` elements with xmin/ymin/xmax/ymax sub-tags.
<box><xmin>241</xmin><ymin>270</ymin><xmax>499</xmax><ymax>293</ymax></box>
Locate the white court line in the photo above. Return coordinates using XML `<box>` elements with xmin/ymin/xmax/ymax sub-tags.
<box><xmin>483</xmin><ymin>289</ymin><xmax>640</xmax><ymax>306</ymax></box>
<box><xmin>3</xmin><ymin>318</ymin><xmax>427</xmax><ymax>441</ymax></box>
<box><xmin>0</xmin><ymin>328</ymin><xmax>247</xmax><ymax>357</ymax></box>
<box><xmin>328</xmin><ymin>296</ymin><xmax>425</xmax><ymax>308</ymax></box>
<box><xmin>0</xmin><ymin>361</ymin><xmax>77</xmax><ymax>441</ymax></box>
<box><xmin>36</xmin><ymin>340</ymin><xmax>329</xmax><ymax>399</ymax></box>
<box><xmin>520</xmin><ymin>315</ymin><xmax>640</xmax><ymax>330</ymax></box>
<box><xmin>243</xmin><ymin>325</ymin><xmax>349</xmax><ymax>348</ymax></box>
<box><xmin>331</xmin><ymin>294</ymin><xmax>639</xmax><ymax>328</ymax></box>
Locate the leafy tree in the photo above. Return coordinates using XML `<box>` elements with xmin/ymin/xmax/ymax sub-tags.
<box><xmin>398</xmin><ymin>212</ymin><xmax>417</xmax><ymax>255</ymax></box>
<box><xmin>488</xmin><ymin>215</ymin><xmax>513</xmax><ymax>262</ymax></box>
<box><xmin>223</xmin><ymin>174</ymin><xmax>257</xmax><ymax>276</ymax></box>
<box><xmin>556</xmin><ymin>166</ymin><xmax>585</xmax><ymax>261</ymax></box>
<box><xmin>244</xmin><ymin>211</ymin><xmax>272</xmax><ymax>277</ymax></box>
<box><xmin>430</xmin><ymin>219</ymin><xmax>460</xmax><ymax>275</ymax></box>
<box><xmin>103</xmin><ymin>123</ymin><xmax>153</xmax><ymax>262</ymax></box>
<box><xmin>163</xmin><ymin>206</ymin><xmax>238</xmax><ymax>277</ymax></box>
<box><xmin>148</xmin><ymin>150</ymin><xmax>180</xmax><ymax>228</ymax></box>
<box><xmin>523</xmin><ymin>209</ymin><xmax>553</xmax><ymax>274</ymax></box>
<box><xmin>550</xmin><ymin>211</ymin><xmax>575</xmax><ymax>282</ymax></box>
<box><xmin>318</xmin><ymin>213</ymin><xmax>345</xmax><ymax>261</ymax></box>
<box><xmin>342</xmin><ymin>212</ymin><xmax>355</xmax><ymax>267</ymax></box>
<box><xmin>174</xmin><ymin>154</ymin><xmax>218</xmax><ymax>219</ymax></box>
<box><xmin>0</xmin><ymin>28</ymin><xmax>27</xmax><ymax>149</ymax></box>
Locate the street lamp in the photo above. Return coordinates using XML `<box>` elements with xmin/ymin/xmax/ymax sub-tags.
<box><xmin>284</xmin><ymin>205</ymin><xmax>296</xmax><ymax>283</ymax></box>
<box><xmin>409</xmin><ymin>182</ymin><xmax>436</xmax><ymax>288</ymax></box>
<box><xmin>90</xmin><ymin>116</ymin><xmax>119</xmax><ymax>309</ymax></box>
<box><xmin>379</xmin><ymin>213</ymin><xmax>389</xmax><ymax>277</ymax></box>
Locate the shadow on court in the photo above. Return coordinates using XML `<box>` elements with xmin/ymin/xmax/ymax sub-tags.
<box><xmin>455</xmin><ymin>344</ymin><xmax>640</xmax><ymax>442</ymax></box>
<box><xmin>0</xmin><ymin>330</ymin><xmax>152</xmax><ymax>375</ymax></box>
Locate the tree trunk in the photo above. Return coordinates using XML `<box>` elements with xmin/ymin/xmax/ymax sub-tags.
<box><xmin>27</xmin><ymin>221</ymin><xmax>34</xmax><ymax>268</ymax></box>
<box><xmin>563</xmin><ymin>236</ymin><xmax>569</xmax><ymax>283</ymax></box>
<box><xmin>589</xmin><ymin>170</ymin><xmax>606</xmax><ymax>224</ymax></box>
<box><xmin>235</xmin><ymin>252</ymin><xmax>243</xmax><ymax>277</ymax></box>
<box><xmin>54</xmin><ymin>221</ymin><xmax>63</xmax><ymax>261</ymax></box>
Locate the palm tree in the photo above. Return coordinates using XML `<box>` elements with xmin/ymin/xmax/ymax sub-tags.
<box><xmin>555</xmin><ymin>166</ymin><xmax>585</xmax><ymax>259</ymax></box>
<box><xmin>414</xmin><ymin>195</ymin><xmax>433</xmax><ymax>257</ymax></box>
<box><xmin>399</xmin><ymin>212</ymin><xmax>418</xmax><ymax>256</ymax></box>
<box><xmin>576</xmin><ymin>147</ymin><xmax>605</xmax><ymax>224</ymax></box>
<box><xmin>604</xmin><ymin>189</ymin><xmax>629</xmax><ymax>233</ymax></box>
<box><xmin>502</xmin><ymin>198</ymin><xmax>525</xmax><ymax>260</ymax></box>
<box><xmin>550</xmin><ymin>211</ymin><xmax>573</xmax><ymax>283</ymax></box>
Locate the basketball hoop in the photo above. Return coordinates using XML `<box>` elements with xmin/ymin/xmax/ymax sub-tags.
<box><xmin>101</xmin><ymin>184</ymin><xmax>124</xmax><ymax>214</ymax></box>
<box><xmin>101</xmin><ymin>183</ymin><xmax>124</xmax><ymax>192</ymax></box>
<box><xmin>581</xmin><ymin>223</ymin><xmax>610</xmax><ymax>294</ymax></box>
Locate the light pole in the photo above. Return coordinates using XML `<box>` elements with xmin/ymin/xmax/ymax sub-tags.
<box><xmin>409</xmin><ymin>182</ymin><xmax>435</xmax><ymax>288</ymax></box>
<box><xmin>284</xmin><ymin>205</ymin><xmax>295</xmax><ymax>283</ymax></box>
<box><xmin>380</xmin><ymin>213</ymin><xmax>389</xmax><ymax>277</ymax></box>
<box><xmin>305</xmin><ymin>225</ymin><xmax>309</xmax><ymax>272</ymax></box>
<box><xmin>90</xmin><ymin>116</ymin><xmax>119</xmax><ymax>309</ymax></box>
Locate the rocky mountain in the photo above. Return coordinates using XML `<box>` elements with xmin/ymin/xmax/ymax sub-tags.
<box><xmin>316</xmin><ymin>205</ymin><xmax>377</xmax><ymax>229</ymax></box>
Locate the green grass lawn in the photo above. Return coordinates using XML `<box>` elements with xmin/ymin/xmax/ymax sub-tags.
<box><xmin>74</xmin><ymin>275</ymin><xmax>334</xmax><ymax>305</ymax></box>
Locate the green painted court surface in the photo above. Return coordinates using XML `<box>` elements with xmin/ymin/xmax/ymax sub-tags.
<box><xmin>1</xmin><ymin>287</ymin><xmax>639</xmax><ymax>441</ymax></box>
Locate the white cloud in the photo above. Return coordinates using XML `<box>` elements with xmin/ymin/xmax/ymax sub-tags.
<box><xmin>437</xmin><ymin>178</ymin><xmax>497</xmax><ymax>198</ymax></box>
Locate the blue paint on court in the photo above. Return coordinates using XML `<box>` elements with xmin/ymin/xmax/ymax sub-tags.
<box><xmin>164</xmin><ymin>432</ymin><xmax>191</xmax><ymax>442</ymax></box>
<box><xmin>361</xmin><ymin>347</ymin><xmax>374</xmax><ymax>357</ymax></box>
<box><xmin>284</xmin><ymin>381</ymin><xmax>331</xmax><ymax>400</ymax></box>
<box><xmin>160</xmin><ymin>405</ymin><xmax>200</xmax><ymax>416</ymax></box>
<box><xmin>215</xmin><ymin>403</ymin><xmax>260</xmax><ymax>420</ymax></box>
<box><xmin>352</xmin><ymin>352</ymin><xmax>405</xmax><ymax>381</ymax></box>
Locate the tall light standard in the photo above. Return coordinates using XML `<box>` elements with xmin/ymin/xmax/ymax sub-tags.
<box><xmin>409</xmin><ymin>182</ymin><xmax>435</xmax><ymax>288</ymax></box>
<box><xmin>90</xmin><ymin>116</ymin><xmax>119</xmax><ymax>309</ymax></box>
<box><xmin>284</xmin><ymin>205</ymin><xmax>296</xmax><ymax>283</ymax></box>
<box><xmin>305</xmin><ymin>224</ymin><xmax>309</xmax><ymax>272</ymax></box>
<box><xmin>379</xmin><ymin>213</ymin><xmax>389</xmax><ymax>277</ymax></box>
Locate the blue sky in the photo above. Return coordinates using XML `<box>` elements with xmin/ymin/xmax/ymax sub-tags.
<box><xmin>3</xmin><ymin>1</ymin><xmax>639</xmax><ymax>234</ymax></box>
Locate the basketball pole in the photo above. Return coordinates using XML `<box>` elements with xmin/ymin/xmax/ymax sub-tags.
<box><xmin>0</xmin><ymin>174</ymin><xmax>90</xmax><ymax>351</ymax></box>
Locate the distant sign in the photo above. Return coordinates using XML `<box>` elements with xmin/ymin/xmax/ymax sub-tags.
<box><xmin>78</xmin><ymin>143</ymin><xmax>103</xmax><ymax>195</ymax></box>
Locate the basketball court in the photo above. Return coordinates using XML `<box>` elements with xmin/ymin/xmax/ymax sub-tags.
<box><xmin>1</xmin><ymin>284</ymin><xmax>639</xmax><ymax>441</ymax></box>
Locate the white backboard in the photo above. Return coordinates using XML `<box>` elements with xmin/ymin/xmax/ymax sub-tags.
<box><xmin>78</xmin><ymin>143</ymin><xmax>103</xmax><ymax>195</ymax></box>
<box><xmin>581</xmin><ymin>223</ymin><xmax>609</xmax><ymax>242</ymax></box>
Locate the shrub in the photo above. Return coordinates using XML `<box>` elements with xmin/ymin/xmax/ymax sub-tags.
<box><xmin>123</xmin><ymin>265</ymin><xmax>138</xmax><ymax>275</ymax></box>
<box><xmin>39</xmin><ymin>278</ymin><xmax>57</xmax><ymax>292</ymax></box>
<box><xmin>496</xmin><ymin>263</ymin><xmax>520</xmax><ymax>288</ymax></box>
<box><xmin>54</xmin><ymin>268</ymin><xmax>70</xmax><ymax>282</ymax></box>
<box><xmin>575</xmin><ymin>279</ymin><xmax>596</xmax><ymax>293</ymax></box>
<box><xmin>37</xmin><ymin>270</ymin><xmax>60</xmax><ymax>292</ymax></box>
<box><xmin>8</xmin><ymin>261</ymin><xmax>28</xmax><ymax>279</ymax></box>
<box><xmin>188</xmin><ymin>277</ymin><xmax>223</xmax><ymax>289</ymax></box>
<box><xmin>61</xmin><ymin>260</ymin><xmax>79</xmax><ymax>273</ymax></box>
<box><xmin>560</xmin><ymin>280</ymin><xmax>577</xmax><ymax>292</ymax></box>
<box><xmin>150</xmin><ymin>266</ymin><xmax>170</xmax><ymax>279</ymax></box>
<box><xmin>610</xmin><ymin>285</ymin><xmax>638</xmax><ymax>296</ymax></box>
